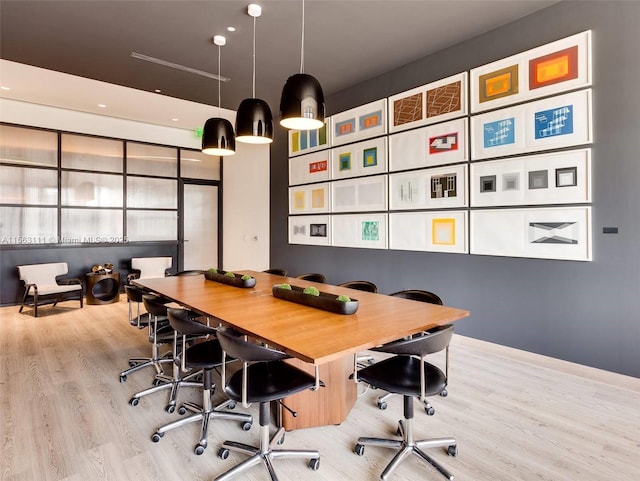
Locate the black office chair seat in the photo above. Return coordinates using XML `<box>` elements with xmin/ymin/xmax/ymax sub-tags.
<box><xmin>180</xmin><ymin>338</ymin><xmax>224</xmax><ymax>369</ymax></box>
<box><xmin>225</xmin><ymin>361</ymin><xmax>316</xmax><ymax>404</ymax></box>
<box><xmin>358</xmin><ymin>356</ymin><xmax>446</xmax><ymax>398</ymax></box>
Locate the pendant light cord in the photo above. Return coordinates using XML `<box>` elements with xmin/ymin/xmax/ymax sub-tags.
<box><xmin>218</xmin><ymin>44</ymin><xmax>222</xmax><ymax>115</ymax></box>
<box><xmin>252</xmin><ymin>15</ymin><xmax>256</xmax><ymax>98</ymax></box>
<box><xmin>300</xmin><ymin>0</ymin><xmax>305</xmax><ymax>74</ymax></box>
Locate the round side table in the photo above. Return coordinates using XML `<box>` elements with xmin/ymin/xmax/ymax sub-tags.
<box><xmin>86</xmin><ymin>271</ymin><xmax>121</xmax><ymax>305</ymax></box>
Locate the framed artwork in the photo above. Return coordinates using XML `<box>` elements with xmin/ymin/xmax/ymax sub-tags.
<box><xmin>470</xmin><ymin>89</ymin><xmax>592</xmax><ymax>160</ymax></box>
<box><xmin>331</xmin><ymin>213</ymin><xmax>388</xmax><ymax>249</ymax></box>
<box><xmin>288</xmin><ymin>117</ymin><xmax>332</xmax><ymax>157</ymax></box>
<box><xmin>288</xmin><ymin>215</ymin><xmax>331</xmax><ymax>246</ymax></box>
<box><xmin>470</xmin><ymin>149</ymin><xmax>591</xmax><ymax>207</ymax></box>
<box><xmin>331</xmin><ymin>136</ymin><xmax>387</xmax><ymax>180</ymax></box>
<box><xmin>331</xmin><ymin>174</ymin><xmax>388</xmax><ymax>213</ymax></box>
<box><xmin>470</xmin><ymin>30</ymin><xmax>592</xmax><ymax>112</ymax></box>
<box><xmin>389</xmin><ymin>117</ymin><xmax>468</xmax><ymax>172</ymax></box>
<box><xmin>389</xmin><ymin>211</ymin><xmax>468</xmax><ymax>254</ymax></box>
<box><xmin>389</xmin><ymin>165</ymin><xmax>467</xmax><ymax>210</ymax></box>
<box><xmin>388</xmin><ymin>72</ymin><xmax>468</xmax><ymax>133</ymax></box>
<box><xmin>289</xmin><ymin>150</ymin><xmax>331</xmax><ymax>186</ymax></box>
<box><xmin>288</xmin><ymin>183</ymin><xmax>330</xmax><ymax>214</ymax></box>
<box><xmin>470</xmin><ymin>206</ymin><xmax>592</xmax><ymax>261</ymax></box>
<box><xmin>331</xmin><ymin>99</ymin><xmax>387</xmax><ymax>146</ymax></box>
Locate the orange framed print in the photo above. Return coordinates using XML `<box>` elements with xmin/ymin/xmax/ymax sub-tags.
<box><xmin>289</xmin><ymin>150</ymin><xmax>331</xmax><ymax>186</ymax></box>
<box><xmin>331</xmin><ymin>99</ymin><xmax>387</xmax><ymax>146</ymax></box>
<box><xmin>389</xmin><ymin>211</ymin><xmax>467</xmax><ymax>254</ymax></box>
<box><xmin>288</xmin><ymin>183</ymin><xmax>330</xmax><ymax>214</ymax></box>
<box><xmin>471</xmin><ymin>31</ymin><xmax>591</xmax><ymax>113</ymax></box>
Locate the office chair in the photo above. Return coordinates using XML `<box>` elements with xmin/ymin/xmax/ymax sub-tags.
<box><xmin>375</xmin><ymin>289</ymin><xmax>445</xmax><ymax>414</ymax></box>
<box><xmin>296</xmin><ymin>273</ymin><xmax>327</xmax><ymax>283</ymax></box>
<box><xmin>354</xmin><ymin>325</ymin><xmax>457</xmax><ymax>481</ymax></box>
<box><xmin>124</xmin><ymin>295</ymin><xmax>175</xmax><ymax>388</ymax></box>
<box><xmin>338</xmin><ymin>280</ymin><xmax>378</xmax><ymax>293</ymax></box>
<box><xmin>339</xmin><ymin>280</ymin><xmax>378</xmax><ymax>370</ymax></box>
<box><xmin>214</xmin><ymin>328</ymin><xmax>322</xmax><ymax>480</ymax></box>
<box><xmin>263</xmin><ymin>268</ymin><xmax>288</xmax><ymax>276</ymax></box>
<box><xmin>119</xmin><ymin>293</ymin><xmax>173</xmax><ymax>383</ymax></box>
<box><xmin>152</xmin><ymin>309</ymin><xmax>253</xmax><ymax>455</ymax></box>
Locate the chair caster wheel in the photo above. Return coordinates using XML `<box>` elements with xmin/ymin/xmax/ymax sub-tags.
<box><xmin>447</xmin><ymin>445</ymin><xmax>458</xmax><ymax>457</ymax></box>
<box><xmin>440</xmin><ymin>389</ymin><xmax>448</xmax><ymax>397</ymax></box>
<box><xmin>152</xmin><ymin>379</ymin><xmax>162</xmax><ymax>387</ymax></box>
<box><xmin>129</xmin><ymin>397</ymin><xmax>139</xmax><ymax>407</ymax></box>
<box><xmin>241</xmin><ymin>421</ymin><xmax>252</xmax><ymax>431</ymax></box>
<box><xmin>377</xmin><ymin>401</ymin><xmax>387</xmax><ymax>410</ymax></box>
<box><xmin>425</xmin><ymin>406</ymin><xmax>435</xmax><ymax>416</ymax></box>
<box><xmin>308</xmin><ymin>458</ymin><xmax>320</xmax><ymax>471</ymax></box>
<box><xmin>354</xmin><ymin>444</ymin><xmax>365</xmax><ymax>456</ymax></box>
<box><xmin>218</xmin><ymin>448</ymin><xmax>230</xmax><ymax>460</ymax></box>
<box><xmin>128</xmin><ymin>361</ymin><xmax>137</xmax><ymax>368</ymax></box>
<box><xmin>151</xmin><ymin>432</ymin><xmax>163</xmax><ymax>443</ymax></box>
<box><xmin>277</xmin><ymin>433</ymin><xmax>285</xmax><ymax>445</ymax></box>
<box><xmin>119</xmin><ymin>375</ymin><xmax>127</xmax><ymax>383</ymax></box>
<box><xmin>165</xmin><ymin>404</ymin><xmax>176</xmax><ymax>414</ymax></box>
<box><xmin>228</xmin><ymin>401</ymin><xmax>236</xmax><ymax>410</ymax></box>
<box><xmin>178</xmin><ymin>406</ymin><xmax>187</xmax><ymax>415</ymax></box>
<box><xmin>194</xmin><ymin>443</ymin><xmax>206</xmax><ymax>455</ymax></box>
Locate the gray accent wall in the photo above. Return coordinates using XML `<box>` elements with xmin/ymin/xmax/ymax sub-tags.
<box><xmin>270</xmin><ymin>1</ymin><xmax>640</xmax><ymax>378</ymax></box>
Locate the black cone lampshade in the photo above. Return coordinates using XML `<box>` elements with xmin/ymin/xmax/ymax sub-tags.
<box><xmin>235</xmin><ymin>98</ymin><xmax>273</xmax><ymax>144</ymax></box>
<box><xmin>279</xmin><ymin>73</ymin><xmax>325</xmax><ymax>130</ymax></box>
<box><xmin>202</xmin><ymin>117</ymin><xmax>236</xmax><ymax>156</ymax></box>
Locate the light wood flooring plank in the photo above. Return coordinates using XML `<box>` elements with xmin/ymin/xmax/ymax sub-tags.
<box><xmin>1</xmin><ymin>297</ymin><xmax>639</xmax><ymax>481</ymax></box>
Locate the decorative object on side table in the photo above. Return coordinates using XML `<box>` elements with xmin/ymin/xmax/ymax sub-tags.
<box><xmin>272</xmin><ymin>283</ymin><xmax>358</xmax><ymax>315</ymax></box>
<box><xmin>204</xmin><ymin>268</ymin><xmax>256</xmax><ymax>288</ymax></box>
<box><xmin>86</xmin><ymin>270</ymin><xmax>120</xmax><ymax>305</ymax></box>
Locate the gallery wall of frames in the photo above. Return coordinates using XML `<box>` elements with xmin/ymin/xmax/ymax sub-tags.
<box><xmin>287</xmin><ymin>31</ymin><xmax>593</xmax><ymax>261</ymax></box>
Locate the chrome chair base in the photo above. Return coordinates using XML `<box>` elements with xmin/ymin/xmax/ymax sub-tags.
<box><xmin>215</xmin><ymin>424</ymin><xmax>320</xmax><ymax>481</ymax></box>
<box><xmin>119</xmin><ymin>351</ymin><xmax>172</xmax><ymax>382</ymax></box>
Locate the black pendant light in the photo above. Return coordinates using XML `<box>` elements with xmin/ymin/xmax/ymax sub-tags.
<box><xmin>202</xmin><ymin>35</ymin><xmax>236</xmax><ymax>156</ymax></box>
<box><xmin>236</xmin><ymin>4</ymin><xmax>273</xmax><ymax>144</ymax></box>
<box><xmin>279</xmin><ymin>0</ymin><xmax>325</xmax><ymax>130</ymax></box>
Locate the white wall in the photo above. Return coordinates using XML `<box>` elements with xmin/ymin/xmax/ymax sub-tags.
<box><xmin>0</xmin><ymin>97</ymin><xmax>270</xmax><ymax>271</ymax></box>
<box><xmin>222</xmin><ymin>142</ymin><xmax>270</xmax><ymax>272</ymax></box>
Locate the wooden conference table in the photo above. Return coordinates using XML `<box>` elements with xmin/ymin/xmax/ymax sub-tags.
<box><xmin>134</xmin><ymin>271</ymin><xmax>469</xmax><ymax>429</ymax></box>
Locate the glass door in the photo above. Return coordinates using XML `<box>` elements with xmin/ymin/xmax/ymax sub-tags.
<box><xmin>182</xmin><ymin>182</ymin><xmax>220</xmax><ymax>270</ymax></box>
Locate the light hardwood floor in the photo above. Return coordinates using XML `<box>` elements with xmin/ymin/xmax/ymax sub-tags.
<box><xmin>1</xmin><ymin>297</ymin><xmax>638</xmax><ymax>481</ymax></box>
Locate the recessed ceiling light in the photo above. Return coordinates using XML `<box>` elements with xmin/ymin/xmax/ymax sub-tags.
<box><xmin>172</xmin><ymin>118</ymin><xmax>179</xmax><ymax>122</ymax></box>
<box><xmin>98</xmin><ymin>104</ymin><xmax>107</xmax><ymax>108</ymax></box>
<box><xmin>1</xmin><ymin>86</ymin><xmax>10</xmax><ymax>91</ymax></box>
<box><xmin>154</xmin><ymin>89</ymin><xmax>162</xmax><ymax>93</ymax></box>
<box><xmin>227</xmin><ymin>26</ymin><xmax>236</xmax><ymax>32</ymax></box>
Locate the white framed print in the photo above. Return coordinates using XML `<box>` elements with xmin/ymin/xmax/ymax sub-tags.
<box><xmin>289</xmin><ymin>150</ymin><xmax>331</xmax><ymax>186</ymax></box>
<box><xmin>288</xmin><ymin>117</ymin><xmax>331</xmax><ymax>157</ymax></box>
<box><xmin>390</xmin><ymin>211</ymin><xmax>468</xmax><ymax>254</ymax></box>
<box><xmin>388</xmin><ymin>72</ymin><xmax>468</xmax><ymax>133</ymax></box>
<box><xmin>471</xmin><ymin>30</ymin><xmax>592</xmax><ymax>113</ymax></box>
<box><xmin>331</xmin><ymin>99</ymin><xmax>387</xmax><ymax>146</ymax></box>
<box><xmin>389</xmin><ymin>117</ymin><xmax>468</xmax><ymax>172</ymax></box>
<box><xmin>470</xmin><ymin>148</ymin><xmax>591</xmax><ymax>207</ymax></box>
<box><xmin>389</xmin><ymin>165</ymin><xmax>467</xmax><ymax>210</ymax></box>
<box><xmin>331</xmin><ymin>213</ymin><xmax>388</xmax><ymax>249</ymax></box>
<box><xmin>331</xmin><ymin>137</ymin><xmax>387</xmax><ymax>180</ymax></box>
<box><xmin>288</xmin><ymin>215</ymin><xmax>331</xmax><ymax>246</ymax></box>
<box><xmin>289</xmin><ymin>183</ymin><xmax>330</xmax><ymax>214</ymax></box>
<box><xmin>470</xmin><ymin>206</ymin><xmax>592</xmax><ymax>261</ymax></box>
<box><xmin>331</xmin><ymin>175</ymin><xmax>388</xmax><ymax>213</ymax></box>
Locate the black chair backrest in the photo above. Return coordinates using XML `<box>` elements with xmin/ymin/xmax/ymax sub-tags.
<box><xmin>377</xmin><ymin>325</ymin><xmax>454</xmax><ymax>357</ymax></box>
<box><xmin>216</xmin><ymin>328</ymin><xmax>290</xmax><ymax>363</ymax></box>
<box><xmin>264</xmin><ymin>268</ymin><xmax>288</xmax><ymax>276</ymax></box>
<box><xmin>390</xmin><ymin>289</ymin><xmax>443</xmax><ymax>305</ymax></box>
<box><xmin>339</xmin><ymin>280</ymin><xmax>378</xmax><ymax>293</ymax></box>
<box><xmin>167</xmin><ymin>308</ymin><xmax>217</xmax><ymax>336</ymax></box>
<box><xmin>296</xmin><ymin>273</ymin><xmax>327</xmax><ymax>283</ymax></box>
<box><xmin>172</xmin><ymin>270</ymin><xmax>204</xmax><ymax>276</ymax></box>
<box><xmin>125</xmin><ymin>285</ymin><xmax>145</xmax><ymax>302</ymax></box>
<box><xmin>142</xmin><ymin>294</ymin><xmax>169</xmax><ymax>317</ymax></box>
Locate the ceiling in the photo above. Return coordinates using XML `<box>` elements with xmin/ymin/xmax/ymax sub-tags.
<box><xmin>0</xmin><ymin>0</ymin><xmax>559</xmax><ymax>129</ymax></box>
